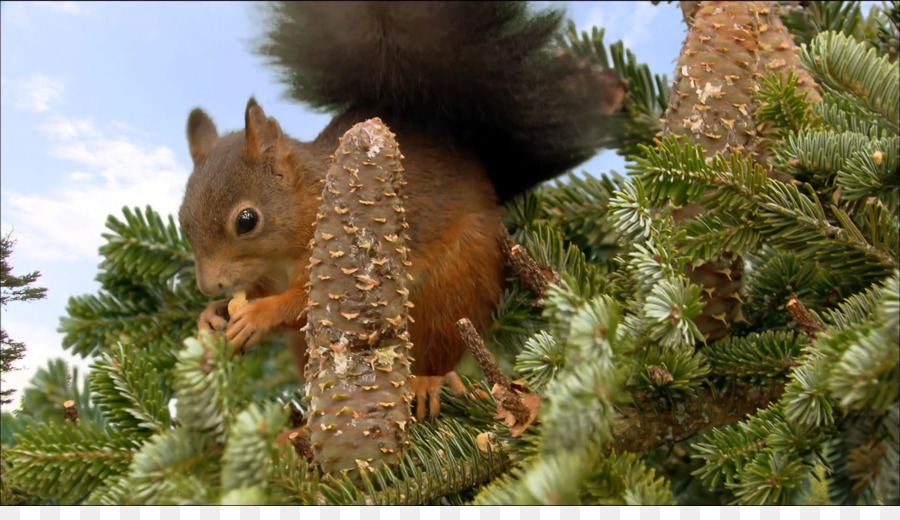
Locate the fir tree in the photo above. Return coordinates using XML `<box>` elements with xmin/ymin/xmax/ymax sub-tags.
<box><xmin>1</xmin><ymin>0</ymin><xmax>897</xmax><ymax>506</ymax></box>
<box><xmin>1</xmin><ymin>232</ymin><xmax>48</xmax><ymax>406</ymax></box>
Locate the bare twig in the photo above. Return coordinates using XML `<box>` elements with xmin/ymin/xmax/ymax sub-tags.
<box><xmin>288</xmin><ymin>429</ymin><xmax>314</xmax><ymax>462</ymax></box>
<box><xmin>457</xmin><ymin>318</ymin><xmax>512</xmax><ymax>389</ymax></box>
<box><xmin>457</xmin><ymin>318</ymin><xmax>539</xmax><ymax>435</ymax></box>
<box><xmin>284</xmin><ymin>402</ymin><xmax>305</xmax><ymax>428</ymax></box>
<box><xmin>498</xmin><ymin>226</ymin><xmax>555</xmax><ymax>297</ymax></box>
<box><xmin>787</xmin><ymin>294</ymin><xmax>825</xmax><ymax>340</ymax></box>
<box><xmin>63</xmin><ymin>400</ymin><xmax>79</xmax><ymax>425</ymax></box>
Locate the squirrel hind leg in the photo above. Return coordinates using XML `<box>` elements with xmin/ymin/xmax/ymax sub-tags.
<box><xmin>284</xmin><ymin>329</ymin><xmax>309</xmax><ymax>381</ymax></box>
<box><xmin>409</xmin><ymin>372</ymin><xmax>468</xmax><ymax>422</ymax></box>
<box><xmin>406</xmin><ymin>212</ymin><xmax>507</xmax><ymax>418</ymax></box>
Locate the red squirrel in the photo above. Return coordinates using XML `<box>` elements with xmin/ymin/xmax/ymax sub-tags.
<box><xmin>178</xmin><ymin>1</ymin><xmax>625</xmax><ymax>420</ymax></box>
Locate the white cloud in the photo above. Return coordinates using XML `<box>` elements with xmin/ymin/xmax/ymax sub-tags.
<box><xmin>8</xmin><ymin>74</ymin><xmax>65</xmax><ymax>112</ymax></box>
<box><xmin>3</xmin><ymin>115</ymin><xmax>189</xmax><ymax>262</ymax></box>
<box><xmin>582</xmin><ymin>7</ymin><xmax>609</xmax><ymax>36</ymax></box>
<box><xmin>33</xmin><ymin>1</ymin><xmax>85</xmax><ymax>15</ymax></box>
<box><xmin>581</xmin><ymin>2</ymin><xmax>660</xmax><ymax>49</ymax></box>
<box><xmin>3</xmin><ymin>1</ymin><xmax>91</xmax><ymax>26</ymax></box>
<box><xmin>38</xmin><ymin>116</ymin><xmax>99</xmax><ymax>141</ymax></box>
<box><xmin>620</xmin><ymin>3</ymin><xmax>659</xmax><ymax>50</ymax></box>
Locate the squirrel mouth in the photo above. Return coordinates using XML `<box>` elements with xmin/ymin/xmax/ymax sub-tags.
<box><xmin>240</xmin><ymin>279</ymin><xmax>277</xmax><ymax>299</ymax></box>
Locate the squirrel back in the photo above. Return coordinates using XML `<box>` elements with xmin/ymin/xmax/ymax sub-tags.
<box><xmin>254</xmin><ymin>1</ymin><xmax>626</xmax><ymax>200</ymax></box>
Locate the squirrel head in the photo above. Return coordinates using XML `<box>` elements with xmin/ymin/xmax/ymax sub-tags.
<box><xmin>179</xmin><ymin>97</ymin><xmax>314</xmax><ymax>296</ymax></box>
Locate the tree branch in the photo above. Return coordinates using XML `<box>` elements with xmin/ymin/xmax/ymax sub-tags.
<box><xmin>609</xmin><ymin>382</ymin><xmax>784</xmax><ymax>453</ymax></box>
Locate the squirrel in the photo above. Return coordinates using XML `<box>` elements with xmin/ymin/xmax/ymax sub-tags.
<box><xmin>178</xmin><ymin>1</ymin><xmax>626</xmax><ymax>420</ymax></box>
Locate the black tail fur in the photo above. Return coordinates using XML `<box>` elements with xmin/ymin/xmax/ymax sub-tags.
<box><xmin>254</xmin><ymin>1</ymin><xmax>625</xmax><ymax>200</ymax></box>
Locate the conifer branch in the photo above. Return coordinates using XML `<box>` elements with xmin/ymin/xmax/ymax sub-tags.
<box><xmin>221</xmin><ymin>403</ymin><xmax>286</xmax><ymax>493</ymax></box>
<box><xmin>610</xmin><ymin>382</ymin><xmax>785</xmax><ymax>454</ymax></box>
<box><xmin>704</xmin><ymin>330</ymin><xmax>806</xmax><ymax>381</ymax></box>
<box><xmin>317</xmin><ymin>419</ymin><xmax>510</xmax><ymax>505</ymax></box>
<box><xmin>538</xmin><ymin>172</ymin><xmax>625</xmax><ymax>266</ymax></box>
<box><xmin>5</xmin><ymin>421</ymin><xmax>135</xmax><ymax>503</ymax></box>
<box><xmin>4</xmin><ymin>1</ymin><xmax>897</xmax><ymax>507</ymax></box>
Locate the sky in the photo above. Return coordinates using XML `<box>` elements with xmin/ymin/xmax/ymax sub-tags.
<box><xmin>0</xmin><ymin>0</ymin><xmax>711</xmax><ymax>411</ymax></box>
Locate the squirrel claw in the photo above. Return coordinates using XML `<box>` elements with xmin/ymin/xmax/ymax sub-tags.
<box><xmin>409</xmin><ymin>371</ymin><xmax>467</xmax><ymax>422</ymax></box>
<box><xmin>198</xmin><ymin>299</ymin><xmax>229</xmax><ymax>336</ymax></box>
<box><xmin>226</xmin><ymin>320</ymin><xmax>264</xmax><ymax>358</ymax></box>
<box><xmin>225</xmin><ymin>301</ymin><xmax>267</xmax><ymax>357</ymax></box>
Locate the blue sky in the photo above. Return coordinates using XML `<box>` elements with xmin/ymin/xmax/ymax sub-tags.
<box><xmin>0</xmin><ymin>0</ymin><xmax>699</xmax><ymax>410</ymax></box>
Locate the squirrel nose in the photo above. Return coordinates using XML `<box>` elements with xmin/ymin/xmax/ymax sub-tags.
<box><xmin>196</xmin><ymin>278</ymin><xmax>216</xmax><ymax>296</ymax></box>
<box><xmin>196</xmin><ymin>271</ymin><xmax>225</xmax><ymax>296</ymax></box>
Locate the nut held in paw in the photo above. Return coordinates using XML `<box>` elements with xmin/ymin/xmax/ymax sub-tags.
<box><xmin>228</xmin><ymin>291</ymin><xmax>248</xmax><ymax>316</ymax></box>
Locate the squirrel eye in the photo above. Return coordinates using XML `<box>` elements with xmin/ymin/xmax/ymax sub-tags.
<box><xmin>235</xmin><ymin>208</ymin><xmax>258</xmax><ymax>236</ymax></box>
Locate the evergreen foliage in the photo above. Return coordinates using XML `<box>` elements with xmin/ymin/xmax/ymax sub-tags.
<box><xmin>2</xmin><ymin>0</ymin><xmax>897</xmax><ymax>506</ymax></box>
<box><xmin>1</xmin><ymin>232</ymin><xmax>48</xmax><ymax>405</ymax></box>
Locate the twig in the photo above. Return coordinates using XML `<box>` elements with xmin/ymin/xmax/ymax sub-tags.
<box><xmin>63</xmin><ymin>400</ymin><xmax>79</xmax><ymax>425</ymax></box>
<box><xmin>457</xmin><ymin>318</ymin><xmax>511</xmax><ymax>388</ymax></box>
<box><xmin>787</xmin><ymin>294</ymin><xmax>824</xmax><ymax>341</ymax></box>
<box><xmin>457</xmin><ymin>318</ymin><xmax>533</xmax><ymax>428</ymax></box>
<box><xmin>498</xmin><ymin>226</ymin><xmax>554</xmax><ymax>297</ymax></box>
<box><xmin>288</xmin><ymin>429</ymin><xmax>314</xmax><ymax>462</ymax></box>
<box><xmin>456</xmin><ymin>318</ymin><xmax>540</xmax><ymax>436</ymax></box>
<box><xmin>284</xmin><ymin>402</ymin><xmax>305</xmax><ymax>428</ymax></box>
<box><xmin>498</xmin><ymin>224</ymin><xmax>517</xmax><ymax>262</ymax></box>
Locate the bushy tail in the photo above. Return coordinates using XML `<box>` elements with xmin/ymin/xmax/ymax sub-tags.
<box><xmin>254</xmin><ymin>1</ymin><xmax>625</xmax><ymax>200</ymax></box>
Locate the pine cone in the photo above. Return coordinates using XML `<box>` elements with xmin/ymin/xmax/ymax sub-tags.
<box><xmin>304</xmin><ymin>118</ymin><xmax>414</xmax><ymax>479</ymax></box>
<box><xmin>664</xmin><ymin>1</ymin><xmax>819</xmax><ymax>342</ymax></box>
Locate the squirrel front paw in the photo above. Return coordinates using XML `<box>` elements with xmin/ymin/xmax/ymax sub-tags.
<box><xmin>198</xmin><ymin>299</ymin><xmax>230</xmax><ymax>335</ymax></box>
<box><xmin>226</xmin><ymin>297</ymin><xmax>278</xmax><ymax>356</ymax></box>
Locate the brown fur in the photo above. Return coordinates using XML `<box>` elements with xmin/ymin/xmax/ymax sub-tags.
<box><xmin>180</xmin><ymin>101</ymin><xmax>505</xmax><ymax>377</ymax></box>
<box><xmin>255</xmin><ymin>2</ymin><xmax>626</xmax><ymax>199</ymax></box>
<box><xmin>181</xmin><ymin>1</ymin><xmax>625</xmax><ymax>388</ymax></box>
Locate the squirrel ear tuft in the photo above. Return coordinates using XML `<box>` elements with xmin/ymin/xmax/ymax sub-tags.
<box><xmin>244</xmin><ymin>97</ymin><xmax>263</xmax><ymax>139</ymax></box>
<box><xmin>187</xmin><ymin>108</ymin><xmax>218</xmax><ymax>165</ymax></box>
<box><xmin>244</xmin><ymin>98</ymin><xmax>284</xmax><ymax>158</ymax></box>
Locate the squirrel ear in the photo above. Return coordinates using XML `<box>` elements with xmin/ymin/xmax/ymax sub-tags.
<box><xmin>244</xmin><ymin>97</ymin><xmax>284</xmax><ymax>159</ymax></box>
<box><xmin>187</xmin><ymin>109</ymin><xmax>218</xmax><ymax>165</ymax></box>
